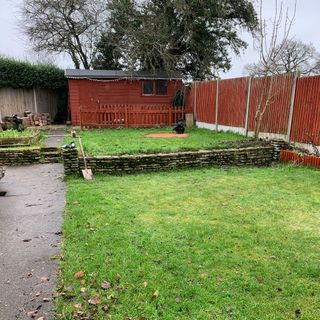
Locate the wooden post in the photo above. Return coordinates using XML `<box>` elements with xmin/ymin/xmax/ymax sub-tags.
<box><xmin>80</xmin><ymin>105</ymin><xmax>83</xmax><ymax>129</ymax></box>
<box><xmin>287</xmin><ymin>72</ymin><xmax>299</xmax><ymax>143</ymax></box>
<box><xmin>215</xmin><ymin>78</ymin><xmax>219</xmax><ymax>131</ymax></box>
<box><xmin>244</xmin><ymin>76</ymin><xmax>253</xmax><ymax>136</ymax></box>
<box><xmin>125</xmin><ymin>104</ymin><xmax>128</xmax><ymax>128</ymax></box>
<box><xmin>169</xmin><ymin>106</ymin><xmax>172</xmax><ymax>126</ymax></box>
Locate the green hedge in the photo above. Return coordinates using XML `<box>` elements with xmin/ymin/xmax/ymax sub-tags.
<box><xmin>0</xmin><ymin>57</ymin><xmax>66</xmax><ymax>89</ymax></box>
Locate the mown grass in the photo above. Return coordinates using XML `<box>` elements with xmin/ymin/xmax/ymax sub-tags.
<box><xmin>67</xmin><ymin>127</ymin><xmax>247</xmax><ymax>156</ymax></box>
<box><xmin>56</xmin><ymin>165</ymin><xmax>320</xmax><ymax>319</ymax></box>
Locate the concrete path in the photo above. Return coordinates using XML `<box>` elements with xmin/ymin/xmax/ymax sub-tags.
<box><xmin>45</xmin><ymin>127</ymin><xmax>66</xmax><ymax>148</ymax></box>
<box><xmin>0</xmin><ymin>164</ymin><xmax>65</xmax><ymax>319</ymax></box>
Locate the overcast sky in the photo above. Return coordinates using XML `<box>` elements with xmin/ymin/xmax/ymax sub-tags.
<box><xmin>0</xmin><ymin>0</ymin><xmax>318</xmax><ymax>79</ymax></box>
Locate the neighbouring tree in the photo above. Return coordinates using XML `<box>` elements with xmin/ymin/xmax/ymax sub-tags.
<box><xmin>244</xmin><ymin>39</ymin><xmax>320</xmax><ymax>76</ymax></box>
<box><xmin>94</xmin><ymin>0</ymin><xmax>258</xmax><ymax>79</ymax></box>
<box><xmin>246</xmin><ymin>0</ymin><xmax>297</xmax><ymax>139</ymax></box>
<box><xmin>21</xmin><ymin>0</ymin><xmax>107</xmax><ymax>69</ymax></box>
<box><xmin>91</xmin><ymin>33</ymin><xmax>122</xmax><ymax>70</ymax></box>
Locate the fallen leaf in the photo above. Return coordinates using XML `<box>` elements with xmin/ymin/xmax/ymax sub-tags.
<box><xmin>35</xmin><ymin>292</ymin><xmax>41</xmax><ymax>297</ymax></box>
<box><xmin>36</xmin><ymin>317</ymin><xmax>44</xmax><ymax>320</ymax></box>
<box><xmin>186</xmin><ymin>259</ymin><xmax>192</xmax><ymax>264</ymax></box>
<box><xmin>80</xmin><ymin>279</ymin><xmax>86</xmax><ymax>285</ymax></box>
<box><xmin>143</xmin><ymin>281</ymin><xmax>148</xmax><ymax>288</ymax></box>
<box><xmin>74</xmin><ymin>303</ymin><xmax>82</xmax><ymax>309</ymax></box>
<box><xmin>175</xmin><ymin>297</ymin><xmax>181</xmax><ymax>303</ymax></box>
<box><xmin>80</xmin><ymin>287</ymin><xmax>86</xmax><ymax>293</ymax></box>
<box><xmin>64</xmin><ymin>285</ymin><xmax>75</xmax><ymax>292</ymax></box>
<box><xmin>81</xmin><ymin>292</ymin><xmax>89</xmax><ymax>301</ymax></box>
<box><xmin>107</xmin><ymin>294</ymin><xmax>117</xmax><ymax>301</ymax></box>
<box><xmin>102</xmin><ymin>306</ymin><xmax>110</xmax><ymax>313</ymax></box>
<box><xmin>27</xmin><ymin>310</ymin><xmax>37</xmax><ymax>317</ymax></box>
<box><xmin>225</xmin><ymin>305</ymin><xmax>233</xmax><ymax>313</ymax></box>
<box><xmin>105</xmin><ymin>259</ymin><xmax>112</xmax><ymax>265</ymax></box>
<box><xmin>114</xmin><ymin>285</ymin><xmax>123</xmax><ymax>291</ymax></box>
<box><xmin>101</xmin><ymin>281</ymin><xmax>111</xmax><ymax>290</ymax></box>
<box><xmin>40</xmin><ymin>277</ymin><xmax>49</xmax><ymax>282</ymax></box>
<box><xmin>256</xmin><ymin>277</ymin><xmax>264</xmax><ymax>283</ymax></box>
<box><xmin>88</xmin><ymin>296</ymin><xmax>102</xmax><ymax>305</ymax></box>
<box><xmin>74</xmin><ymin>271</ymin><xmax>84</xmax><ymax>279</ymax></box>
<box><xmin>115</xmin><ymin>274</ymin><xmax>122</xmax><ymax>281</ymax></box>
<box><xmin>152</xmin><ymin>290</ymin><xmax>159</xmax><ymax>299</ymax></box>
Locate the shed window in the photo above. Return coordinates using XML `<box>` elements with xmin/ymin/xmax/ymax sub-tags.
<box><xmin>143</xmin><ymin>80</ymin><xmax>154</xmax><ymax>95</ymax></box>
<box><xmin>156</xmin><ymin>80</ymin><xmax>168</xmax><ymax>95</ymax></box>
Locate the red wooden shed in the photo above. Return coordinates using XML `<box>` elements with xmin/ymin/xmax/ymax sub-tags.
<box><xmin>65</xmin><ymin>69</ymin><xmax>185</xmax><ymax>127</ymax></box>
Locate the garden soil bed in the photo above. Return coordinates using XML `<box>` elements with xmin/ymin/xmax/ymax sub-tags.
<box><xmin>0</xmin><ymin>131</ymin><xmax>41</xmax><ymax>146</ymax></box>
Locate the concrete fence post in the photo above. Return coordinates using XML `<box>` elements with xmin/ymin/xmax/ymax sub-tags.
<box><xmin>193</xmin><ymin>82</ymin><xmax>197</xmax><ymax>121</ymax></box>
<box><xmin>33</xmin><ymin>88</ymin><xmax>38</xmax><ymax>114</ymax></box>
<box><xmin>287</xmin><ymin>72</ymin><xmax>299</xmax><ymax>143</ymax></box>
<box><xmin>244</xmin><ymin>76</ymin><xmax>253</xmax><ymax>136</ymax></box>
<box><xmin>215</xmin><ymin>78</ymin><xmax>220</xmax><ymax>131</ymax></box>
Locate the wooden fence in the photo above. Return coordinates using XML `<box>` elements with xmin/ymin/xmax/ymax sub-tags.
<box><xmin>0</xmin><ymin>87</ymin><xmax>59</xmax><ymax>119</ymax></box>
<box><xmin>186</xmin><ymin>74</ymin><xmax>320</xmax><ymax>146</ymax></box>
<box><xmin>80</xmin><ymin>104</ymin><xmax>187</xmax><ymax>129</ymax></box>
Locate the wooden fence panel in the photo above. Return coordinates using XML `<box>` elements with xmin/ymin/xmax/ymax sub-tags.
<box><xmin>0</xmin><ymin>87</ymin><xmax>58</xmax><ymax>119</ymax></box>
<box><xmin>248</xmin><ymin>74</ymin><xmax>294</xmax><ymax>134</ymax></box>
<box><xmin>195</xmin><ymin>81</ymin><xmax>216</xmax><ymax>124</ymax></box>
<box><xmin>218</xmin><ymin>77</ymin><xmax>248</xmax><ymax>128</ymax></box>
<box><xmin>291</xmin><ymin>76</ymin><xmax>320</xmax><ymax>145</ymax></box>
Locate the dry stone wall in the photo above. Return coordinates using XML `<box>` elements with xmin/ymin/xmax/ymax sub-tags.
<box><xmin>0</xmin><ymin>147</ymin><xmax>61</xmax><ymax>166</ymax></box>
<box><xmin>1</xmin><ymin>145</ymin><xmax>275</xmax><ymax>175</ymax></box>
<box><xmin>63</xmin><ymin>145</ymin><xmax>275</xmax><ymax>175</ymax></box>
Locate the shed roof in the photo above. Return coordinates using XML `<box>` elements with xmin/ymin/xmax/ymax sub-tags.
<box><xmin>65</xmin><ymin>69</ymin><xmax>182</xmax><ymax>80</ymax></box>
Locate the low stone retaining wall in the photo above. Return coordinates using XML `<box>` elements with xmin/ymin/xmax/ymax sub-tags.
<box><xmin>0</xmin><ymin>147</ymin><xmax>62</xmax><ymax>166</ymax></box>
<box><xmin>0</xmin><ymin>145</ymin><xmax>276</xmax><ymax>174</ymax></box>
<box><xmin>63</xmin><ymin>145</ymin><xmax>275</xmax><ymax>175</ymax></box>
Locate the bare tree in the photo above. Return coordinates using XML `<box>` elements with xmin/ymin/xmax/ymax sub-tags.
<box><xmin>248</xmin><ymin>0</ymin><xmax>296</xmax><ymax>139</ymax></box>
<box><xmin>245</xmin><ymin>39</ymin><xmax>320</xmax><ymax>76</ymax></box>
<box><xmin>21</xmin><ymin>0</ymin><xmax>107</xmax><ymax>69</ymax></box>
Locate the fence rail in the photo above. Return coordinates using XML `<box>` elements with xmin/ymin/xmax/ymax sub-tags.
<box><xmin>186</xmin><ymin>74</ymin><xmax>320</xmax><ymax>146</ymax></box>
<box><xmin>80</xmin><ymin>104</ymin><xmax>187</xmax><ymax>129</ymax></box>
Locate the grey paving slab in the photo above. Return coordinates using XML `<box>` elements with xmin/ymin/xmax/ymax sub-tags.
<box><xmin>0</xmin><ymin>164</ymin><xmax>65</xmax><ymax>319</ymax></box>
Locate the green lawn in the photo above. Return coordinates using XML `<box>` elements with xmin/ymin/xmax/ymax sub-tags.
<box><xmin>56</xmin><ymin>165</ymin><xmax>320</xmax><ymax>320</ymax></box>
<box><xmin>69</xmin><ymin>127</ymin><xmax>247</xmax><ymax>156</ymax></box>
